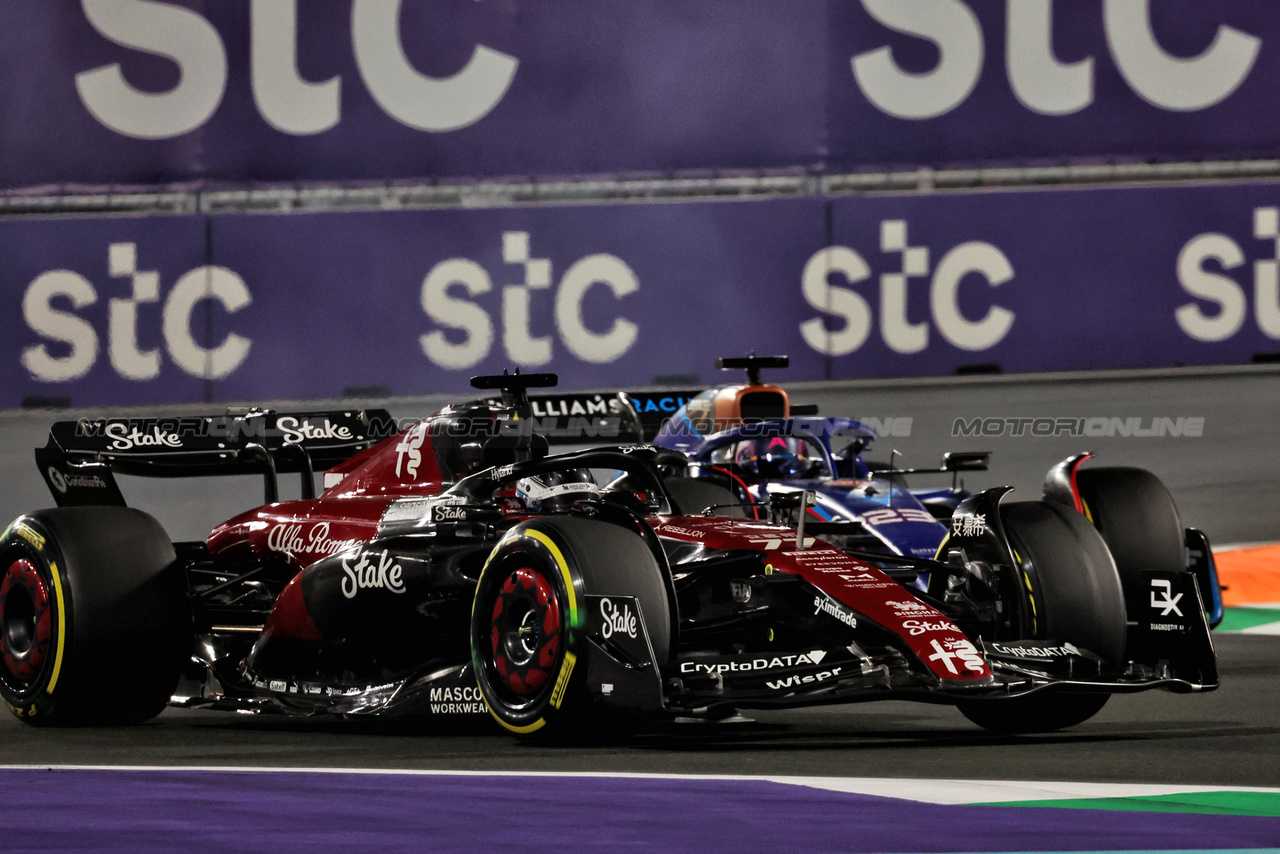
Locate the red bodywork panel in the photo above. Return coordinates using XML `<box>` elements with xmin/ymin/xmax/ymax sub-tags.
<box><xmin>207</xmin><ymin>422</ymin><xmax>446</xmax><ymax>572</ymax></box>
<box><xmin>206</xmin><ymin>418</ymin><xmax>990</xmax><ymax>681</ymax></box>
<box><xmin>650</xmin><ymin>516</ymin><xmax>992</xmax><ymax>683</ymax></box>
<box><xmin>261</xmin><ymin>572</ymin><xmax>323</xmax><ymax>641</ymax></box>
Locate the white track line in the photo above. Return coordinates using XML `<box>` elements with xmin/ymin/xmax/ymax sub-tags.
<box><xmin>0</xmin><ymin>766</ymin><xmax>1277</xmax><ymax>806</ymax></box>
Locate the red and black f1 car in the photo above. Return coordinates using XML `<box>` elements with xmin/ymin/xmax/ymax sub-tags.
<box><xmin>0</xmin><ymin>373</ymin><xmax>1217</xmax><ymax>737</ymax></box>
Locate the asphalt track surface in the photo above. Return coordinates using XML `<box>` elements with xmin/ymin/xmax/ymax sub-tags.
<box><xmin>2</xmin><ymin>633</ymin><xmax>1276</xmax><ymax>788</ymax></box>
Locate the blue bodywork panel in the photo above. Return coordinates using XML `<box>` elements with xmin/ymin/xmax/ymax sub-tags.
<box><xmin>656</xmin><ymin>414</ymin><xmax>967</xmax><ymax>559</ymax></box>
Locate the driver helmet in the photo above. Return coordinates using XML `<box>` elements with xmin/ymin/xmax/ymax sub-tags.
<box><xmin>515</xmin><ymin>469</ymin><xmax>600</xmax><ymax>512</ymax></box>
<box><xmin>739</xmin><ymin>436</ymin><xmax>810</xmax><ymax>480</ymax></box>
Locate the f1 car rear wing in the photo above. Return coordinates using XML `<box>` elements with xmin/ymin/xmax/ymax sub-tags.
<box><xmin>510</xmin><ymin>355</ymin><xmax>826</xmax><ymax>446</ymax></box>
<box><xmin>469</xmin><ymin>389</ymin><xmax>700</xmax><ymax>445</ymax></box>
<box><xmin>36</xmin><ymin>408</ymin><xmax>397</xmax><ymax>507</ymax></box>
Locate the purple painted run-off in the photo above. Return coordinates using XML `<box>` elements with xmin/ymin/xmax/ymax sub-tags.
<box><xmin>1</xmin><ymin>769</ymin><xmax>1277</xmax><ymax>852</ymax></box>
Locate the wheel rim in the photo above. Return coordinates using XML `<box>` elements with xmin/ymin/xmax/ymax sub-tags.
<box><xmin>489</xmin><ymin>565</ymin><xmax>561</xmax><ymax>698</ymax></box>
<box><xmin>1</xmin><ymin>558</ymin><xmax>52</xmax><ymax>689</ymax></box>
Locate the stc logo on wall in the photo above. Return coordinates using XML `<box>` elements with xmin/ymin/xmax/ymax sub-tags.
<box><xmin>851</xmin><ymin>1</ymin><xmax>1259</xmax><ymax>118</ymax></box>
<box><xmin>799</xmin><ymin>220</ymin><xmax>1016</xmax><ymax>357</ymax></box>
<box><xmin>75</xmin><ymin>1</ymin><xmax>1266</xmax><ymax>144</ymax></box>
<box><xmin>76</xmin><ymin>0</ymin><xmax>517</xmax><ymax>139</ymax></box>
<box><xmin>420</xmin><ymin>232</ymin><xmax>640</xmax><ymax>370</ymax></box>
<box><xmin>1177</xmin><ymin>207</ymin><xmax>1280</xmax><ymax>344</ymax></box>
<box><xmin>22</xmin><ymin>242</ymin><xmax>252</xmax><ymax>384</ymax></box>
<box><xmin>18</xmin><ymin>231</ymin><xmax>642</xmax><ymax>390</ymax></box>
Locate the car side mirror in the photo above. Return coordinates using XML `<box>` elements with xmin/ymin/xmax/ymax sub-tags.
<box><xmin>942</xmin><ymin>451</ymin><xmax>991</xmax><ymax>472</ymax></box>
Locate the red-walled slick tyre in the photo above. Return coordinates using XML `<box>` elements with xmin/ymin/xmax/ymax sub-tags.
<box><xmin>470</xmin><ymin>515</ymin><xmax>670</xmax><ymax>740</ymax></box>
<box><xmin>0</xmin><ymin>508</ymin><xmax>192</xmax><ymax>726</ymax></box>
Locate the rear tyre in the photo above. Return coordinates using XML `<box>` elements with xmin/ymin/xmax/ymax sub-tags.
<box><xmin>664</xmin><ymin>476</ymin><xmax>751</xmax><ymax>519</ymax></box>
<box><xmin>957</xmin><ymin>500</ymin><xmax>1125</xmax><ymax>734</ymax></box>
<box><xmin>471</xmin><ymin>515</ymin><xmax>670</xmax><ymax>740</ymax></box>
<box><xmin>0</xmin><ymin>508</ymin><xmax>192</xmax><ymax>725</ymax></box>
<box><xmin>1074</xmin><ymin>467</ymin><xmax>1185</xmax><ymax>602</ymax></box>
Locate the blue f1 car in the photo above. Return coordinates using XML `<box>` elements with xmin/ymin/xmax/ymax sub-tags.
<box><xmin>636</xmin><ymin>355</ymin><xmax>1224</xmax><ymax>627</ymax></box>
<box><xmin>649</xmin><ymin>356</ymin><xmax>987</xmax><ymax>562</ymax></box>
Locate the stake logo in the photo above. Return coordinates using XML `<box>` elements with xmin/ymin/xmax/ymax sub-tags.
<box><xmin>340</xmin><ymin>550</ymin><xmax>407</xmax><ymax>599</ymax></box>
<box><xmin>599</xmin><ymin>598</ymin><xmax>639</xmax><ymax>640</ymax></box>
<box><xmin>278</xmin><ymin>417</ymin><xmax>353</xmax><ymax>445</ymax></box>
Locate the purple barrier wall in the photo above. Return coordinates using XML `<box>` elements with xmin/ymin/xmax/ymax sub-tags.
<box><xmin>2</xmin><ymin>1</ymin><xmax>1279</xmax><ymax>190</ymax></box>
<box><xmin>817</xmin><ymin>184</ymin><xmax>1280</xmax><ymax>375</ymax></box>
<box><xmin>4</xmin><ymin>182</ymin><xmax>1280</xmax><ymax>409</ymax></box>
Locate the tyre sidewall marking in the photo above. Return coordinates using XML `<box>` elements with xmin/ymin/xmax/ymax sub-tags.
<box><xmin>522</xmin><ymin>528</ymin><xmax>579</xmax><ymax>630</ymax></box>
<box><xmin>472</xmin><ymin>526</ymin><xmax>579</xmax><ymax>734</ymax></box>
<box><xmin>45</xmin><ymin>560</ymin><xmax>67</xmax><ymax>696</ymax></box>
<box><xmin>932</xmin><ymin>533</ymin><xmax>949</xmax><ymax>561</ymax></box>
<box><xmin>549</xmin><ymin>651</ymin><xmax>576</xmax><ymax>710</ymax></box>
<box><xmin>2</xmin><ymin>520</ymin><xmax>69</xmax><ymax>713</ymax></box>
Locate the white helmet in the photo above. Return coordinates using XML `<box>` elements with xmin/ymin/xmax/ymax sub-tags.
<box><xmin>515</xmin><ymin>469</ymin><xmax>600</xmax><ymax>512</ymax></box>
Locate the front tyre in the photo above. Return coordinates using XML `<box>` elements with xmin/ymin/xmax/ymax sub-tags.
<box><xmin>958</xmin><ymin>500</ymin><xmax>1125</xmax><ymax>734</ymax></box>
<box><xmin>471</xmin><ymin>515</ymin><xmax>670</xmax><ymax>740</ymax></box>
<box><xmin>0</xmin><ymin>508</ymin><xmax>192</xmax><ymax>725</ymax></box>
